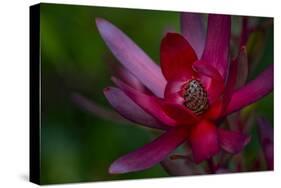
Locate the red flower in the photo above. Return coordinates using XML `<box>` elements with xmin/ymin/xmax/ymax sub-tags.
<box><xmin>96</xmin><ymin>13</ymin><xmax>273</xmax><ymax>174</ymax></box>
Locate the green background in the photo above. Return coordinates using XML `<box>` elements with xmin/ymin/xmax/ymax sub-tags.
<box><xmin>39</xmin><ymin>3</ymin><xmax>273</xmax><ymax>184</ymax></box>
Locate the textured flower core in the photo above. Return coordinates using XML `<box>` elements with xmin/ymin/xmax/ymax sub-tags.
<box><xmin>183</xmin><ymin>79</ymin><xmax>209</xmax><ymax>115</ymax></box>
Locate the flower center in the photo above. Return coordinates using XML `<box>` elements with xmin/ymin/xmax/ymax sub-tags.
<box><xmin>183</xmin><ymin>79</ymin><xmax>208</xmax><ymax>115</ymax></box>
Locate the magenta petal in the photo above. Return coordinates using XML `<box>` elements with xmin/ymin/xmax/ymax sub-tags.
<box><xmin>257</xmin><ymin>117</ymin><xmax>273</xmax><ymax>170</ymax></box>
<box><xmin>104</xmin><ymin>87</ymin><xmax>169</xmax><ymax>130</ymax></box>
<box><xmin>72</xmin><ymin>93</ymin><xmax>128</xmax><ymax>123</ymax></box>
<box><xmin>190</xmin><ymin>120</ymin><xmax>220</xmax><ymax>163</ymax></box>
<box><xmin>180</xmin><ymin>12</ymin><xmax>206</xmax><ymax>58</ymax></box>
<box><xmin>226</xmin><ymin>47</ymin><xmax>248</xmax><ymax>94</ymax></box>
<box><xmin>109</xmin><ymin>127</ymin><xmax>187</xmax><ymax>174</ymax></box>
<box><xmin>201</xmin><ymin>15</ymin><xmax>231</xmax><ymax>79</ymax></box>
<box><xmin>159</xmin><ymin>101</ymin><xmax>199</xmax><ymax>126</ymax></box>
<box><xmin>116</xmin><ymin>66</ymin><xmax>146</xmax><ymax>92</ymax></box>
<box><xmin>193</xmin><ymin>60</ymin><xmax>225</xmax><ymax>104</ymax></box>
<box><xmin>96</xmin><ymin>18</ymin><xmax>166</xmax><ymax>97</ymax></box>
<box><xmin>224</xmin><ymin>61</ymin><xmax>238</xmax><ymax>103</ymax></box>
<box><xmin>226</xmin><ymin>64</ymin><xmax>273</xmax><ymax>115</ymax></box>
<box><xmin>224</xmin><ymin>47</ymin><xmax>248</xmax><ymax>106</ymax></box>
<box><xmin>216</xmin><ymin>168</ymin><xmax>230</xmax><ymax>174</ymax></box>
<box><xmin>193</xmin><ymin>60</ymin><xmax>223</xmax><ymax>81</ymax></box>
<box><xmin>164</xmin><ymin>80</ymin><xmax>187</xmax><ymax>104</ymax></box>
<box><xmin>161</xmin><ymin>157</ymin><xmax>203</xmax><ymax>176</ymax></box>
<box><xmin>112</xmin><ymin>77</ymin><xmax>178</xmax><ymax>126</ymax></box>
<box><xmin>218</xmin><ymin>129</ymin><xmax>250</xmax><ymax>153</ymax></box>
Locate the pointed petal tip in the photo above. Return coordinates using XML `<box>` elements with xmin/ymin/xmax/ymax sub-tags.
<box><xmin>108</xmin><ymin>163</ymin><xmax>126</xmax><ymax>174</ymax></box>
<box><xmin>225</xmin><ymin>64</ymin><xmax>273</xmax><ymax>115</ymax></box>
<box><xmin>95</xmin><ymin>17</ymin><xmax>107</xmax><ymax>26</ymax></box>
<box><xmin>111</xmin><ymin>76</ymin><xmax>118</xmax><ymax>85</ymax></box>
<box><xmin>96</xmin><ymin>17</ymin><xmax>166</xmax><ymax>97</ymax></box>
<box><xmin>95</xmin><ymin>17</ymin><xmax>106</xmax><ymax>31</ymax></box>
<box><xmin>108</xmin><ymin>128</ymin><xmax>187</xmax><ymax>174</ymax></box>
<box><xmin>103</xmin><ymin>87</ymin><xmax>111</xmax><ymax>93</ymax></box>
<box><xmin>108</xmin><ymin>158</ymin><xmax>146</xmax><ymax>174</ymax></box>
<box><xmin>108</xmin><ymin>167</ymin><xmax>115</xmax><ymax>174</ymax></box>
<box><xmin>95</xmin><ymin>17</ymin><xmax>102</xmax><ymax>23</ymax></box>
<box><xmin>95</xmin><ymin>17</ymin><xmax>114</xmax><ymax>36</ymax></box>
<box><xmin>104</xmin><ymin>86</ymin><xmax>169</xmax><ymax>129</ymax></box>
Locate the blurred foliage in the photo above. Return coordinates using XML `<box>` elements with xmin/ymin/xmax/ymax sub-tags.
<box><xmin>39</xmin><ymin>3</ymin><xmax>273</xmax><ymax>184</ymax></box>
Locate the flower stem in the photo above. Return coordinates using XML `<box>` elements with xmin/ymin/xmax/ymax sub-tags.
<box><xmin>207</xmin><ymin>158</ymin><xmax>215</xmax><ymax>174</ymax></box>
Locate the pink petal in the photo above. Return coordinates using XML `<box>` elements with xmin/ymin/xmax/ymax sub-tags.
<box><xmin>116</xmin><ymin>65</ymin><xmax>146</xmax><ymax>92</ymax></box>
<box><xmin>158</xmin><ymin>101</ymin><xmax>199</xmax><ymax>126</ymax></box>
<box><xmin>180</xmin><ymin>12</ymin><xmax>206</xmax><ymax>58</ymax></box>
<box><xmin>113</xmin><ymin>77</ymin><xmax>199</xmax><ymax>126</ymax></box>
<box><xmin>192</xmin><ymin>60</ymin><xmax>225</xmax><ymax>104</ymax></box>
<box><xmin>224</xmin><ymin>60</ymin><xmax>238</xmax><ymax>104</ymax></box>
<box><xmin>226</xmin><ymin>64</ymin><xmax>273</xmax><ymax>115</ymax></box>
<box><xmin>72</xmin><ymin>93</ymin><xmax>128</xmax><ymax>124</ymax></box>
<box><xmin>161</xmin><ymin>157</ymin><xmax>203</xmax><ymax>176</ymax></box>
<box><xmin>109</xmin><ymin>127</ymin><xmax>188</xmax><ymax>174</ymax></box>
<box><xmin>104</xmin><ymin>87</ymin><xmax>169</xmax><ymax>130</ymax></box>
<box><xmin>193</xmin><ymin>60</ymin><xmax>224</xmax><ymax>82</ymax></box>
<box><xmin>201</xmin><ymin>15</ymin><xmax>231</xmax><ymax>80</ymax></box>
<box><xmin>223</xmin><ymin>47</ymin><xmax>248</xmax><ymax>109</ymax></box>
<box><xmin>257</xmin><ymin>117</ymin><xmax>273</xmax><ymax>170</ymax></box>
<box><xmin>216</xmin><ymin>168</ymin><xmax>230</xmax><ymax>174</ymax></box>
<box><xmin>164</xmin><ymin>80</ymin><xmax>187</xmax><ymax>104</ymax></box>
<box><xmin>112</xmin><ymin>77</ymin><xmax>178</xmax><ymax>126</ymax></box>
<box><xmin>96</xmin><ymin>18</ymin><xmax>166</xmax><ymax>97</ymax></box>
<box><xmin>218</xmin><ymin>129</ymin><xmax>251</xmax><ymax>153</ymax></box>
<box><xmin>190</xmin><ymin>120</ymin><xmax>220</xmax><ymax>163</ymax></box>
<box><xmin>160</xmin><ymin>33</ymin><xmax>197</xmax><ymax>81</ymax></box>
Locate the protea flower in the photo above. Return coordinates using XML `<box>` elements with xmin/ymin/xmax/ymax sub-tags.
<box><xmin>95</xmin><ymin>13</ymin><xmax>273</xmax><ymax>174</ymax></box>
